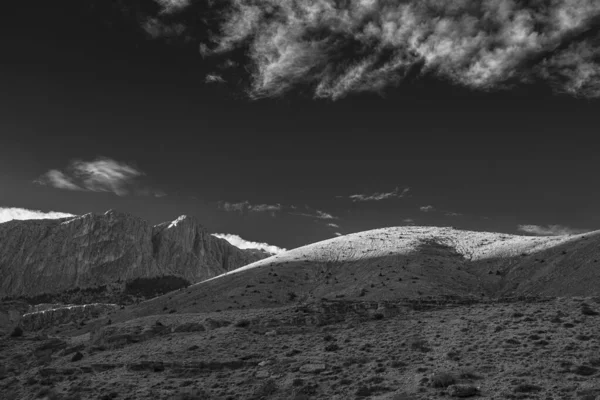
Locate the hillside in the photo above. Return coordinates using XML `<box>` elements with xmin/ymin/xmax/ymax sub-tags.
<box><xmin>125</xmin><ymin>226</ymin><xmax>600</xmax><ymax>319</ymax></box>
<box><xmin>3</xmin><ymin>225</ymin><xmax>600</xmax><ymax>399</ymax></box>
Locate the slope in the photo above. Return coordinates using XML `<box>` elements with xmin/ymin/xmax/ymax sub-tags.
<box><xmin>125</xmin><ymin>226</ymin><xmax>600</xmax><ymax>320</ymax></box>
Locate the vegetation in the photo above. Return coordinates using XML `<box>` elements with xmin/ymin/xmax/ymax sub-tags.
<box><xmin>430</xmin><ymin>372</ymin><xmax>456</xmax><ymax>388</ymax></box>
<box><xmin>124</xmin><ymin>276</ymin><xmax>190</xmax><ymax>298</ymax></box>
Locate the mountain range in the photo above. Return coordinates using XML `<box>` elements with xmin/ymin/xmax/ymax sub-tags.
<box><xmin>0</xmin><ymin>210</ymin><xmax>269</xmax><ymax>304</ymax></box>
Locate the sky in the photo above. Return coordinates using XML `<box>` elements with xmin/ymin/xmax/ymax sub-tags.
<box><xmin>1</xmin><ymin>0</ymin><xmax>599</xmax><ymax>251</ymax></box>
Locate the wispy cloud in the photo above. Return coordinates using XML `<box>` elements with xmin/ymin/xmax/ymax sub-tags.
<box><xmin>517</xmin><ymin>224</ymin><xmax>590</xmax><ymax>236</ymax></box>
<box><xmin>205</xmin><ymin>74</ymin><xmax>226</xmax><ymax>84</ymax></box>
<box><xmin>34</xmin><ymin>157</ymin><xmax>163</xmax><ymax>197</ymax></box>
<box><xmin>403</xmin><ymin>218</ymin><xmax>416</xmax><ymax>225</ymax></box>
<box><xmin>334</xmin><ymin>232</ymin><xmax>343</xmax><ymax>237</ymax></box>
<box><xmin>0</xmin><ymin>207</ymin><xmax>75</xmax><ymax>224</ymax></box>
<box><xmin>347</xmin><ymin>186</ymin><xmax>410</xmax><ymax>202</ymax></box>
<box><xmin>445</xmin><ymin>212</ymin><xmax>462</xmax><ymax>217</ymax></box>
<box><xmin>212</xmin><ymin>233</ymin><xmax>286</xmax><ymax>254</ymax></box>
<box><xmin>326</xmin><ymin>223</ymin><xmax>340</xmax><ymax>229</ymax></box>
<box><xmin>155</xmin><ymin>0</ymin><xmax>190</xmax><ymax>15</ymax></box>
<box><xmin>218</xmin><ymin>201</ymin><xmax>283</xmax><ymax>216</ymax></box>
<box><xmin>143</xmin><ymin>0</ymin><xmax>600</xmax><ymax>99</ymax></box>
<box><xmin>420</xmin><ymin>205</ymin><xmax>435</xmax><ymax>212</ymax></box>
<box><xmin>291</xmin><ymin>209</ymin><xmax>339</xmax><ymax>220</ymax></box>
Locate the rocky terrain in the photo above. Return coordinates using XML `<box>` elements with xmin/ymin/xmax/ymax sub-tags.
<box><xmin>0</xmin><ymin>210</ymin><xmax>269</xmax><ymax>305</ymax></box>
<box><xmin>2</xmin><ymin>224</ymin><xmax>600</xmax><ymax>399</ymax></box>
<box><xmin>1</xmin><ymin>296</ymin><xmax>599</xmax><ymax>399</ymax></box>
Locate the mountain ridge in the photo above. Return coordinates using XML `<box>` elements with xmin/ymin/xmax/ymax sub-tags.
<box><xmin>0</xmin><ymin>210</ymin><xmax>269</xmax><ymax>303</ymax></box>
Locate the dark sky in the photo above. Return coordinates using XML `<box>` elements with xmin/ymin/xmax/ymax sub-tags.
<box><xmin>1</xmin><ymin>1</ymin><xmax>599</xmax><ymax>250</ymax></box>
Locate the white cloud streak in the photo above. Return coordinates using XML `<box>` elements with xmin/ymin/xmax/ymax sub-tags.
<box><xmin>35</xmin><ymin>157</ymin><xmax>163</xmax><ymax>197</ymax></box>
<box><xmin>146</xmin><ymin>0</ymin><xmax>600</xmax><ymax>99</ymax></box>
<box><xmin>517</xmin><ymin>224</ymin><xmax>590</xmax><ymax>236</ymax></box>
<box><xmin>212</xmin><ymin>233</ymin><xmax>287</xmax><ymax>254</ymax></box>
<box><xmin>420</xmin><ymin>205</ymin><xmax>435</xmax><ymax>212</ymax></box>
<box><xmin>0</xmin><ymin>207</ymin><xmax>75</xmax><ymax>224</ymax></box>
<box><xmin>348</xmin><ymin>186</ymin><xmax>410</xmax><ymax>202</ymax></box>
<box><xmin>291</xmin><ymin>209</ymin><xmax>339</xmax><ymax>220</ymax></box>
<box><xmin>219</xmin><ymin>201</ymin><xmax>283</xmax><ymax>215</ymax></box>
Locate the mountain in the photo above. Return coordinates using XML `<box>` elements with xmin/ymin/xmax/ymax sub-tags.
<box><xmin>126</xmin><ymin>226</ymin><xmax>600</xmax><ymax>318</ymax></box>
<box><xmin>5</xmin><ymin>226</ymin><xmax>600</xmax><ymax>400</ymax></box>
<box><xmin>0</xmin><ymin>210</ymin><xmax>269</xmax><ymax>303</ymax></box>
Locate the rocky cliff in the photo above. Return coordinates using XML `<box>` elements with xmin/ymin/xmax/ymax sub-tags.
<box><xmin>0</xmin><ymin>210</ymin><xmax>268</xmax><ymax>303</ymax></box>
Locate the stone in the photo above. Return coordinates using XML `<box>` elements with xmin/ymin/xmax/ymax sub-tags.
<box><xmin>71</xmin><ymin>352</ymin><xmax>84</xmax><ymax>362</ymax></box>
<box><xmin>299</xmin><ymin>364</ymin><xmax>327</xmax><ymax>374</ymax></box>
<box><xmin>255</xmin><ymin>370</ymin><xmax>270</xmax><ymax>379</ymax></box>
<box><xmin>22</xmin><ymin>304</ymin><xmax>120</xmax><ymax>331</ymax></box>
<box><xmin>447</xmin><ymin>384</ymin><xmax>479</xmax><ymax>397</ymax></box>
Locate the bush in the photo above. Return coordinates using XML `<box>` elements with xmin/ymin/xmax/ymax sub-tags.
<box><xmin>409</xmin><ymin>338</ymin><xmax>430</xmax><ymax>352</ymax></box>
<box><xmin>170</xmin><ymin>388</ymin><xmax>211</xmax><ymax>400</ymax></box>
<box><xmin>458</xmin><ymin>369</ymin><xmax>482</xmax><ymax>380</ymax></box>
<box><xmin>430</xmin><ymin>372</ymin><xmax>456</xmax><ymax>388</ymax></box>
<box><xmin>234</xmin><ymin>319</ymin><xmax>250</xmax><ymax>328</ymax></box>
<box><xmin>10</xmin><ymin>326</ymin><xmax>23</xmax><ymax>338</ymax></box>
<box><xmin>513</xmin><ymin>384</ymin><xmax>542</xmax><ymax>393</ymax></box>
<box><xmin>582</xmin><ymin>306</ymin><xmax>599</xmax><ymax>316</ymax></box>
<box><xmin>252</xmin><ymin>379</ymin><xmax>277</xmax><ymax>398</ymax></box>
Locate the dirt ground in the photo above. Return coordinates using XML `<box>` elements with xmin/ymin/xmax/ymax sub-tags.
<box><xmin>1</xmin><ymin>296</ymin><xmax>599</xmax><ymax>400</ymax></box>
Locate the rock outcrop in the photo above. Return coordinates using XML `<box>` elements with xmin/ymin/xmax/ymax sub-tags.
<box><xmin>0</xmin><ymin>210</ymin><xmax>267</xmax><ymax>302</ymax></box>
<box><xmin>21</xmin><ymin>303</ymin><xmax>120</xmax><ymax>331</ymax></box>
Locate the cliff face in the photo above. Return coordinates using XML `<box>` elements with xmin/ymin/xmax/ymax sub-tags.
<box><xmin>0</xmin><ymin>210</ymin><xmax>268</xmax><ymax>301</ymax></box>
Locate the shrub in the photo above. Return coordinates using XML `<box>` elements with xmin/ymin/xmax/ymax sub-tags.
<box><xmin>409</xmin><ymin>338</ymin><xmax>430</xmax><ymax>352</ymax></box>
<box><xmin>10</xmin><ymin>326</ymin><xmax>23</xmax><ymax>338</ymax></box>
<box><xmin>234</xmin><ymin>319</ymin><xmax>250</xmax><ymax>328</ymax></box>
<box><xmin>430</xmin><ymin>372</ymin><xmax>456</xmax><ymax>388</ymax></box>
<box><xmin>458</xmin><ymin>369</ymin><xmax>482</xmax><ymax>380</ymax></box>
<box><xmin>252</xmin><ymin>379</ymin><xmax>277</xmax><ymax>398</ymax></box>
<box><xmin>372</xmin><ymin>313</ymin><xmax>385</xmax><ymax>320</ymax></box>
<box><xmin>582</xmin><ymin>306</ymin><xmax>599</xmax><ymax>316</ymax></box>
<box><xmin>325</xmin><ymin>344</ymin><xmax>340</xmax><ymax>352</ymax></box>
<box><xmin>513</xmin><ymin>384</ymin><xmax>542</xmax><ymax>393</ymax></box>
<box><xmin>170</xmin><ymin>388</ymin><xmax>211</xmax><ymax>400</ymax></box>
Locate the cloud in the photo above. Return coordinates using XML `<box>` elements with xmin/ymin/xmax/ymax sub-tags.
<box><xmin>155</xmin><ymin>0</ymin><xmax>191</xmax><ymax>15</ymax></box>
<box><xmin>334</xmin><ymin>232</ymin><xmax>343</xmax><ymax>237</ymax></box>
<box><xmin>517</xmin><ymin>224</ymin><xmax>590</xmax><ymax>236</ymax></box>
<box><xmin>445</xmin><ymin>212</ymin><xmax>462</xmax><ymax>217</ymax></box>
<box><xmin>0</xmin><ymin>207</ymin><xmax>75</xmax><ymax>224</ymax></box>
<box><xmin>143</xmin><ymin>0</ymin><xmax>600</xmax><ymax>99</ymax></box>
<box><xmin>291</xmin><ymin>209</ymin><xmax>339</xmax><ymax>220</ymax></box>
<box><xmin>348</xmin><ymin>186</ymin><xmax>410</xmax><ymax>202</ymax></box>
<box><xmin>420</xmin><ymin>205</ymin><xmax>435</xmax><ymax>212</ymax></box>
<box><xmin>326</xmin><ymin>223</ymin><xmax>340</xmax><ymax>228</ymax></box>
<box><xmin>219</xmin><ymin>201</ymin><xmax>283</xmax><ymax>215</ymax></box>
<box><xmin>205</xmin><ymin>74</ymin><xmax>226</xmax><ymax>84</ymax></box>
<box><xmin>35</xmin><ymin>157</ymin><xmax>162</xmax><ymax>197</ymax></box>
<box><xmin>212</xmin><ymin>233</ymin><xmax>287</xmax><ymax>254</ymax></box>
<box><xmin>403</xmin><ymin>218</ymin><xmax>416</xmax><ymax>225</ymax></box>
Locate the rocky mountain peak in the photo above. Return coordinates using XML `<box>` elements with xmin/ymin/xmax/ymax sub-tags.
<box><xmin>0</xmin><ymin>210</ymin><xmax>269</xmax><ymax>303</ymax></box>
